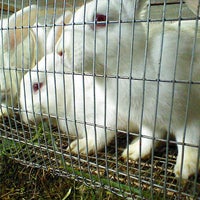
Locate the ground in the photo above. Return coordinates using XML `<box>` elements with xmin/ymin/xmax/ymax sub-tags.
<box><xmin>0</xmin><ymin>156</ymin><xmax>122</xmax><ymax>200</ymax></box>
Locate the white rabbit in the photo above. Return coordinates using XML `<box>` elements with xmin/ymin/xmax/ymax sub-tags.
<box><xmin>20</xmin><ymin>53</ymin><xmax>117</xmax><ymax>154</ymax></box>
<box><xmin>0</xmin><ymin>5</ymin><xmax>45</xmax><ymax>117</ymax></box>
<box><xmin>46</xmin><ymin>11</ymin><xmax>72</xmax><ymax>54</ymax></box>
<box><xmin>184</xmin><ymin>0</ymin><xmax>200</xmax><ymax>16</ymax></box>
<box><xmin>55</xmin><ymin>0</ymin><xmax>200</xmax><ymax>179</ymax></box>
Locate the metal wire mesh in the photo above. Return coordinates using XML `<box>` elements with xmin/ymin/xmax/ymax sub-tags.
<box><xmin>0</xmin><ymin>0</ymin><xmax>200</xmax><ymax>199</ymax></box>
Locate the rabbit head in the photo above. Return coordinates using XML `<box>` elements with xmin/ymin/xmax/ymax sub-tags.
<box><xmin>20</xmin><ymin>53</ymin><xmax>63</xmax><ymax>124</ymax></box>
<box><xmin>56</xmin><ymin>0</ymin><xmax>147</xmax><ymax>76</ymax></box>
<box><xmin>0</xmin><ymin>5</ymin><xmax>45</xmax><ymax>116</ymax></box>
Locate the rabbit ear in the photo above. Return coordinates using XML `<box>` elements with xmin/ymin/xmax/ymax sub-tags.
<box><xmin>8</xmin><ymin>5</ymin><xmax>37</xmax><ymax>28</ymax></box>
<box><xmin>184</xmin><ymin>0</ymin><xmax>200</xmax><ymax>16</ymax></box>
<box><xmin>54</xmin><ymin>11</ymin><xmax>72</xmax><ymax>45</ymax></box>
<box><xmin>47</xmin><ymin>11</ymin><xmax>72</xmax><ymax>54</ymax></box>
<box><xmin>4</xmin><ymin>5</ymin><xmax>37</xmax><ymax>50</ymax></box>
<box><xmin>122</xmin><ymin>0</ymin><xmax>147</xmax><ymax>18</ymax></box>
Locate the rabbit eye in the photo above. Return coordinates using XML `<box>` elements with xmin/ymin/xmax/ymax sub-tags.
<box><xmin>95</xmin><ymin>14</ymin><xmax>107</xmax><ymax>27</ymax></box>
<box><xmin>58</xmin><ymin>51</ymin><xmax>63</xmax><ymax>57</ymax></box>
<box><xmin>33</xmin><ymin>82</ymin><xmax>43</xmax><ymax>92</ymax></box>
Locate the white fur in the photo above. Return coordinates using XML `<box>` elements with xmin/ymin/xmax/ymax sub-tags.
<box><xmin>0</xmin><ymin>5</ymin><xmax>45</xmax><ymax>117</ymax></box>
<box><xmin>46</xmin><ymin>11</ymin><xmax>72</xmax><ymax>54</ymax></box>
<box><xmin>20</xmin><ymin>53</ymin><xmax>116</xmax><ymax>154</ymax></box>
<box><xmin>55</xmin><ymin>0</ymin><xmax>200</xmax><ymax>179</ymax></box>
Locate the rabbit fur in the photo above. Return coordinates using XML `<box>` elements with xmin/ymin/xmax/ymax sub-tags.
<box><xmin>20</xmin><ymin>53</ymin><xmax>117</xmax><ymax>155</ymax></box>
<box><xmin>55</xmin><ymin>0</ymin><xmax>200</xmax><ymax>179</ymax></box>
<box><xmin>46</xmin><ymin>11</ymin><xmax>72</xmax><ymax>54</ymax></box>
<box><xmin>0</xmin><ymin>5</ymin><xmax>45</xmax><ymax>117</ymax></box>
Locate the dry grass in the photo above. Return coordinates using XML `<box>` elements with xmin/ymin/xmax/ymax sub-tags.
<box><xmin>0</xmin><ymin>116</ymin><xmax>200</xmax><ymax>199</ymax></box>
<box><xmin>0</xmin><ymin>156</ymin><xmax>122</xmax><ymax>200</ymax></box>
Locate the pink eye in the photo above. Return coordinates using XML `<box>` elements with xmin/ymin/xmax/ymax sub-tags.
<box><xmin>95</xmin><ymin>14</ymin><xmax>107</xmax><ymax>27</ymax></box>
<box><xmin>33</xmin><ymin>82</ymin><xmax>43</xmax><ymax>92</ymax></box>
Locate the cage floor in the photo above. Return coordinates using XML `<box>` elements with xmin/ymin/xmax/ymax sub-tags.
<box><xmin>0</xmin><ymin>114</ymin><xmax>199</xmax><ymax>199</ymax></box>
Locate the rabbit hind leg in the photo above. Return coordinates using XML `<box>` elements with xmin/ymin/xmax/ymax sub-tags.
<box><xmin>122</xmin><ymin>126</ymin><xmax>166</xmax><ymax>161</ymax></box>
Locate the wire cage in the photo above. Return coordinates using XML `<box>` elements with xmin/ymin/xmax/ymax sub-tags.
<box><xmin>0</xmin><ymin>0</ymin><xmax>200</xmax><ymax>199</ymax></box>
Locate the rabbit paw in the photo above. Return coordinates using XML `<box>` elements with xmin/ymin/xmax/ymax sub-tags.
<box><xmin>67</xmin><ymin>138</ymin><xmax>95</xmax><ymax>155</ymax></box>
<box><xmin>174</xmin><ymin>147</ymin><xmax>199</xmax><ymax>179</ymax></box>
<box><xmin>122</xmin><ymin>138</ymin><xmax>152</xmax><ymax>161</ymax></box>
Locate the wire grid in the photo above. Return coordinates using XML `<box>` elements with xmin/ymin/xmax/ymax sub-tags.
<box><xmin>1</xmin><ymin>115</ymin><xmax>200</xmax><ymax>199</ymax></box>
<box><xmin>0</xmin><ymin>0</ymin><xmax>200</xmax><ymax>199</ymax></box>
